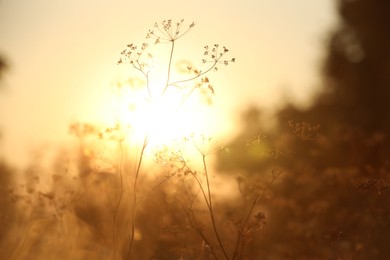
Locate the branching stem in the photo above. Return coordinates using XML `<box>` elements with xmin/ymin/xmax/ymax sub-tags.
<box><xmin>112</xmin><ymin>140</ymin><xmax>124</xmax><ymax>259</ymax></box>
<box><xmin>202</xmin><ymin>154</ymin><xmax>230</xmax><ymax>260</ymax></box>
<box><xmin>127</xmin><ymin>136</ymin><xmax>148</xmax><ymax>259</ymax></box>
<box><xmin>161</xmin><ymin>40</ymin><xmax>175</xmax><ymax>96</ymax></box>
<box><xmin>169</xmin><ymin>59</ymin><xmax>218</xmax><ymax>87</ymax></box>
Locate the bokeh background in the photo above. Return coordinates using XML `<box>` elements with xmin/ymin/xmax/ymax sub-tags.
<box><xmin>1</xmin><ymin>0</ymin><xmax>390</xmax><ymax>259</ymax></box>
<box><xmin>0</xmin><ymin>0</ymin><xmax>335</xmax><ymax>167</ymax></box>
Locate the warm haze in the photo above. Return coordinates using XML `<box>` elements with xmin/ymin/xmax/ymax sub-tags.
<box><xmin>0</xmin><ymin>0</ymin><xmax>336</xmax><ymax>166</ymax></box>
<box><xmin>2</xmin><ymin>1</ymin><xmax>390</xmax><ymax>259</ymax></box>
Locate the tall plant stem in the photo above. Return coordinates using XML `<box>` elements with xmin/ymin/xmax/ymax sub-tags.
<box><xmin>178</xmin><ymin>199</ymin><xmax>218</xmax><ymax>260</ymax></box>
<box><xmin>127</xmin><ymin>136</ymin><xmax>148</xmax><ymax>259</ymax></box>
<box><xmin>112</xmin><ymin>140</ymin><xmax>124</xmax><ymax>259</ymax></box>
<box><xmin>231</xmin><ymin>190</ymin><xmax>263</xmax><ymax>260</ymax></box>
<box><xmin>202</xmin><ymin>154</ymin><xmax>230</xmax><ymax>260</ymax></box>
<box><xmin>231</xmin><ymin>169</ymin><xmax>284</xmax><ymax>260</ymax></box>
<box><xmin>161</xmin><ymin>40</ymin><xmax>175</xmax><ymax>96</ymax></box>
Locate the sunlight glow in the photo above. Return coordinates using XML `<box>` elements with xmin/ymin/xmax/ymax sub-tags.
<box><xmin>109</xmin><ymin>72</ymin><xmax>210</xmax><ymax>150</ymax></box>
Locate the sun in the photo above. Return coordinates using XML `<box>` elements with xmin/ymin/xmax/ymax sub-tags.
<box><xmin>107</xmin><ymin>73</ymin><xmax>211</xmax><ymax>150</ymax></box>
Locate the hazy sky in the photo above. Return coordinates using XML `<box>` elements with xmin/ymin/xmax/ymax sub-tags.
<box><xmin>0</xmin><ymin>0</ymin><xmax>337</xmax><ymax>167</ymax></box>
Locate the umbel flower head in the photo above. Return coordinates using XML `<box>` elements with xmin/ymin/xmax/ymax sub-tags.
<box><xmin>117</xmin><ymin>19</ymin><xmax>235</xmax><ymax>105</ymax></box>
<box><xmin>146</xmin><ymin>19</ymin><xmax>196</xmax><ymax>43</ymax></box>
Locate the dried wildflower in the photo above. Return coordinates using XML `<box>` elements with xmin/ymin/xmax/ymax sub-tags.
<box><xmin>208</xmin><ymin>84</ymin><xmax>215</xmax><ymax>94</ymax></box>
<box><xmin>113</xmin><ymin>22</ymin><xmax>235</xmax><ymax>258</ymax></box>
<box><xmin>69</xmin><ymin>123</ymin><xmax>97</xmax><ymax>138</ymax></box>
<box><xmin>146</xmin><ymin>19</ymin><xmax>195</xmax><ymax>43</ymax></box>
<box><xmin>117</xmin><ymin>42</ymin><xmax>152</xmax><ymax>74</ymax></box>
<box><xmin>254</xmin><ymin>211</ymin><xmax>266</xmax><ymax>223</ymax></box>
<box><xmin>245</xmin><ymin>134</ymin><xmax>267</xmax><ymax>146</ymax></box>
<box><xmin>202</xmin><ymin>44</ymin><xmax>235</xmax><ymax>69</ymax></box>
<box><xmin>288</xmin><ymin>120</ymin><xmax>320</xmax><ymax>140</ymax></box>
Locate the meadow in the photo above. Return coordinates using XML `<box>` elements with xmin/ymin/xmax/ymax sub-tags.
<box><xmin>1</xmin><ymin>2</ymin><xmax>390</xmax><ymax>258</ymax></box>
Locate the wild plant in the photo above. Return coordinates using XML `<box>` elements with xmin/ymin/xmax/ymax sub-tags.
<box><xmin>2</xmin><ymin>19</ymin><xmax>235</xmax><ymax>260</ymax></box>
<box><xmin>159</xmin><ymin>135</ymin><xmax>281</xmax><ymax>260</ymax></box>
<box><xmin>89</xmin><ymin>19</ymin><xmax>235</xmax><ymax>259</ymax></box>
<box><xmin>116</xmin><ymin>19</ymin><xmax>234</xmax><ymax>259</ymax></box>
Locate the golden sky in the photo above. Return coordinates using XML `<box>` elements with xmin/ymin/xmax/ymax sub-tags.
<box><xmin>0</xmin><ymin>0</ymin><xmax>336</xmax><ymax>167</ymax></box>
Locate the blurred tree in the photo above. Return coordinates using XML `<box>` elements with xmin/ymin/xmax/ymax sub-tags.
<box><xmin>217</xmin><ymin>0</ymin><xmax>390</xmax><ymax>258</ymax></box>
<box><xmin>321</xmin><ymin>0</ymin><xmax>390</xmax><ymax>131</ymax></box>
<box><xmin>0</xmin><ymin>53</ymin><xmax>7</xmax><ymax>138</ymax></box>
<box><xmin>282</xmin><ymin>0</ymin><xmax>390</xmax><ymax>130</ymax></box>
<box><xmin>0</xmin><ymin>162</ymin><xmax>16</xmax><ymax>239</ymax></box>
<box><xmin>0</xmin><ymin>55</ymin><xmax>7</xmax><ymax>84</ymax></box>
<box><xmin>278</xmin><ymin>0</ymin><xmax>390</xmax><ymax>167</ymax></box>
<box><xmin>0</xmin><ymin>55</ymin><xmax>17</xmax><ymax>259</ymax></box>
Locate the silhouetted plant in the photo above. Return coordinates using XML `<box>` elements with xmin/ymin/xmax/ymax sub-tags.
<box><xmin>116</xmin><ymin>19</ymin><xmax>235</xmax><ymax>259</ymax></box>
<box><xmin>61</xmin><ymin>19</ymin><xmax>236</xmax><ymax>259</ymax></box>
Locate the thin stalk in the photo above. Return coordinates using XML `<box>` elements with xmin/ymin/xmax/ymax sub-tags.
<box><xmin>51</xmin><ymin>199</ymin><xmax>72</xmax><ymax>249</ymax></box>
<box><xmin>232</xmin><ymin>169</ymin><xmax>283</xmax><ymax>260</ymax></box>
<box><xmin>178</xmin><ymin>199</ymin><xmax>218</xmax><ymax>260</ymax></box>
<box><xmin>145</xmin><ymin>71</ymin><xmax>152</xmax><ymax>100</ymax></box>
<box><xmin>202</xmin><ymin>154</ymin><xmax>230</xmax><ymax>260</ymax></box>
<box><xmin>132</xmin><ymin>63</ymin><xmax>152</xmax><ymax>100</ymax></box>
<box><xmin>169</xmin><ymin>60</ymin><xmax>218</xmax><ymax>87</ymax></box>
<box><xmin>232</xmin><ymin>190</ymin><xmax>263</xmax><ymax>260</ymax></box>
<box><xmin>112</xmin><ymin>140</ymin><xmax>124</xmax><ymax>259</ymax></box>
<box><xmin>136</xmin><ymin>173</ymin><xmax>175</xmax><ymax>207</ymax></box>
<box><xmin>191</xmin><ymin>171</ymin><xmax>211</xmax><ymax>210</ymax></box>
<box><xmin>161</xmin><ymin>40</ymin><xmax>175</xmax><ymax>96</ymax></box>
<box><xmin>127</xmin><ymin>136</ymin><xmax>148</xmax><ymax>259</ymax></box>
